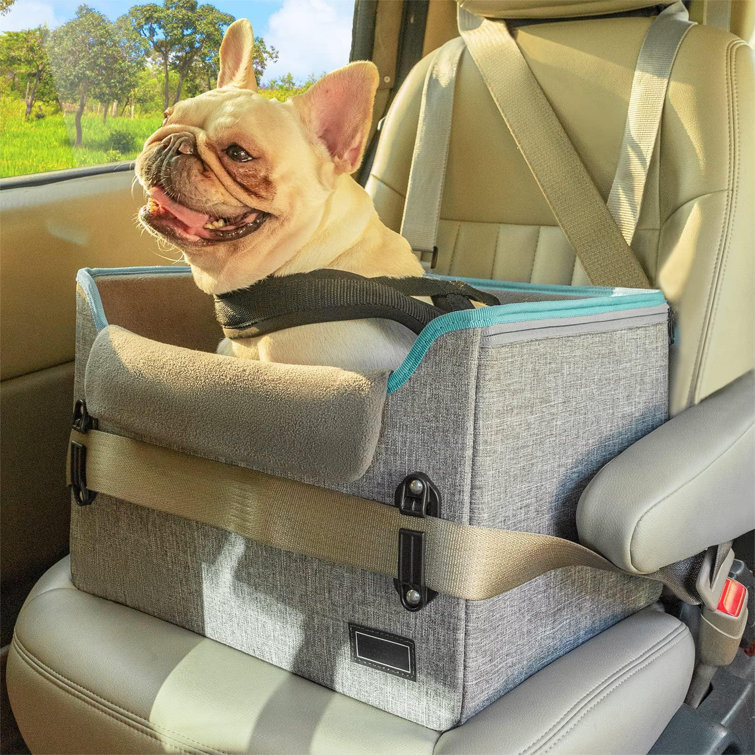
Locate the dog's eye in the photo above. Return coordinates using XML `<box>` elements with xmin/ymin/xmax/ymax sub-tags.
<box><xmin>225</xmin><ymin>144</ymin><xmax>255</xmax><ymax>162</ymax></box>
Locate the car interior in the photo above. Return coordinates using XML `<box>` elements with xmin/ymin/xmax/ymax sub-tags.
<box><xmin>1</xmin><ymin>0</ymin><xmax>754</xmax><ymax>752</ymax></box>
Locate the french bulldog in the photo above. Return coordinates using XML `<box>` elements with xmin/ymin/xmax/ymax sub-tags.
<box><xmin>135</xmin><ymin>18</ymin><xmax>424</xmax><ymax>371</ymax></box>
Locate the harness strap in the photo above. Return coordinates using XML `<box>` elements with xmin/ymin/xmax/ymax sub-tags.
<box><xmin>69</xmin><ymin>428</ymin><xmax>695</xmax><ymax>603</ymax></box>
<box><xmin>214</xmin><ymin>270</ymin><xmax>500</xmax><ymax>339</ymax></box>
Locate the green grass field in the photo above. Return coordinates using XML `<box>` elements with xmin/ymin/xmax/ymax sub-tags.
<box><xmin>1</xmin><ymin>86</ymin><xmax>308</xmax><ymax>179</ymax></box>
<box><xmin>1</xmin><ymin>99</ymin><xmax>163</xmax><ymax>178</ymax></box>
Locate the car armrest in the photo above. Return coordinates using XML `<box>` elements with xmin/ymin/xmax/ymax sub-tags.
<box><xmin>577</xmin><ymin>372</ymin><xmax>755</xmax><ymax>574</ymax></box>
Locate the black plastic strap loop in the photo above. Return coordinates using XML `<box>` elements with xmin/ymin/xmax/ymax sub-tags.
<box><xmin>393</xmin><ymin>473</ymin><xmax>441</xmax><ymax>611</ymax></box>
<box><xmin>70</xmin><ymin>400</ymin><xmax>97</xmax><ymax>506</ymax></box>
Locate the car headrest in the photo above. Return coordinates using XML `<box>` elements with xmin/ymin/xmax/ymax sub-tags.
<box><xmin>457</xmin><ymin>0</ymin><xmax>672</xmax><ymax>19</ymax></box>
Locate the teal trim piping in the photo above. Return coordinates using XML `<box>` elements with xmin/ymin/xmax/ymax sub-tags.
<box><xmin>76</xmin><ymin>266</ymin><xmax>192</xmax><ymax>332</ymax></box>
<box><xmin>86</xmin><ymin>265</ymin><xmax>191</xmax><ymax>278</ymax></box>
<box><xmin>428</xmin><ymin>273</ymin><xmax>643</xmax><ymax>298</ymax></box>
<box><xmin>75</xmin><ymin>267</ymin><xmax>663</xmax><ymax>396</ymax></box>
<box><xmin>387</xmin><ymin>290</ymin><xmax>666</xmax><ymax>393</ymax></box>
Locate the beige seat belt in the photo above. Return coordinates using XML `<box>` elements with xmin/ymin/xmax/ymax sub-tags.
<box><xmin>400</xmin><ymin>37</ymin><xmax>466</xmax><ymax>270</ymax></box>
<box><xmin>607</xmin><ymin>2</ymin><xmax>693</xmax><ymax>244</ymax></box>
<box><xmin>70</xmin><ymin>428</ymin><xmax>686</xmax><ymax>603</ymax></box>
<box><xmin>402</xmin><ymin>4</ymin><xmax>692</xmax><ymax>287</ymax></box>
<box><xmin>398</xmin><ymin>28</ymin><xmax>541</xmax><ymax>271</ymax></box>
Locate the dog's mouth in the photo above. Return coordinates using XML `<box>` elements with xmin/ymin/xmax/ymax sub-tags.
<box><xmin>141</xmin><ymin>186</ymin><xmax>270</xmax><ymax>245</ymax></box>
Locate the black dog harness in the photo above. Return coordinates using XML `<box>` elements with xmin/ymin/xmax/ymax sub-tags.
<box><xmin>214</xmin><ymin>270</ymin><xmax>500</xmax><ymax>339</ymax></box>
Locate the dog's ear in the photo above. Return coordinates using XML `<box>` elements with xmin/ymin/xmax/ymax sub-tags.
<box><xmin>292</xmin><ymin>62</ymin><xmax>379</xmax><ymax>174</ymax></box>
<box><xmin>217</xmin><ymin>19</ymin><xmax>258</xmax><ymax>91</ymax></box>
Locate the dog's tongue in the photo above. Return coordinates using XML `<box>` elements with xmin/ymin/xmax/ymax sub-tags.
<box><xmin>149</xmin><ymin>186</ymin><xmax>212</xmax><ymax>231</ymax></box>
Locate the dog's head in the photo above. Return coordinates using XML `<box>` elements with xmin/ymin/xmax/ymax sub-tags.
<box><xmin>135</xmin><ymin>19</ymin><xmax>379</xmax><ymax>292</ymax></box>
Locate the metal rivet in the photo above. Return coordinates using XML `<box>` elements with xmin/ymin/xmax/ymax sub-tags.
<box><xmin>383</xmin><ymin>75</ymin><xmax>391</xmax><ymax>84</ymax></box>
<box><xmin>405</xmin><ymin>589</ymin><xmax>422</xmax><ymax>606</ymax></box>
<box><xmin>408</xmin><ymin>478</ymin><xmax>424</xmax><ymax>496</ymax></box>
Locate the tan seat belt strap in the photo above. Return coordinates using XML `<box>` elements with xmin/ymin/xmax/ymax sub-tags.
<box><xmin>400</xmin><ymin>37</ymin><xmax>466</xmax><ymax>270</ymax></box>
<box><xmin>70</xmin><ymin>428</ymin><xmax>673</xmax><ymax>602</ymax></box>
<box><xmin>607</xmin><ymin>1</ymin><xmax>694</xmax><ymax>244</ymax></box>
<box><xmin>458</xmin><ymin>7</ymin><xmax>650</xmax><ymax>289</ymax></box>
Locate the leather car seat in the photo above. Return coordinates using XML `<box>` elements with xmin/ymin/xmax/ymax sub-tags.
<box><xmin>7</xmin><ymin>0</ymin><xmax>753</xmax><ymax>752</ymax></box>
<box><xmin>368</xmin><ymin>0</ymin><xmax>754</xmax><ymax>417</ymax></box>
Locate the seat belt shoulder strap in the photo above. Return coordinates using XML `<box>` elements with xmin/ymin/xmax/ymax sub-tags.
<box><xmin>401</xmin><ymin>4</ymin><xmax>693</xmax><ymax>288</ymax></box>
<box><xmin>458</xmin><ymin>8</ymin><xmax>650</xmax><ymax>289</ymax></box>
<box><xmin>400</xmin><ymin>36</ymin><xmax>466</xmax><ymax>268</ymax></box>
<box><xmin>607</xmin><ymin>2</ymin><xmax>693</xmax><ymax>244</ymax></box>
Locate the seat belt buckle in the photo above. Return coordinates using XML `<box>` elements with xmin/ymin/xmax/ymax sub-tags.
<box><xmin>695</xmin><ymin>547</ymin><xmax>749</xmax><ymax>667</ymax></box>
<box><xmin>718</xmin><ymin>578</ymin><xmax>747</xmax><ymax>618</ymax></box>
<box><xmin>413</xmin><ymin>246</ymin><xmax>439</xmax><ymax>271</ymax></box>
<box><xmin>393</xmin><ymin>473</ymin><xmax>440</xmax><ymax>612</ymax></box>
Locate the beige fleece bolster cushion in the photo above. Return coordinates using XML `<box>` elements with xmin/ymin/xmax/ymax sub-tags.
<box><xmin>84</xmin><ymin>325</ymin><xmax>389</xmax><ymax>484</ymax></box>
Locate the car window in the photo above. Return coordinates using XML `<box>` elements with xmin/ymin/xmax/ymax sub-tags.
<box><xmin>0</xmin><ymin>0</ymin><xmax>355</xmax><ymax>179</ymax></box>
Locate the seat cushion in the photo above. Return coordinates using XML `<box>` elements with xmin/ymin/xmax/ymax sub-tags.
<box><xmin>8</xmin><ymin>558</ymin><xmax>693</xmax><ymax>753</ymax></box>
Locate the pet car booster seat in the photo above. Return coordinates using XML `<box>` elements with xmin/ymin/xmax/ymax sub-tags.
<box><xmin>66</xmin><ymin>264</ymin><xmax>679</xmax><ymax>730</ymax></box>
<box><xmin>8</xmin><ymin>0</ymin><xmax>754</xmax><ymax>750</ymax></box>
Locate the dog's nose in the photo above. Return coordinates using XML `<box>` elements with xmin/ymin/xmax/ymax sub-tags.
<box><xmin>160</xmin><ymin>131</ymin><xmax>196</xmax><ymax>157</ymax></box>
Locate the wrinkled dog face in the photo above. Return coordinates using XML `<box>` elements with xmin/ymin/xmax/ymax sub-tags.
<box><xmin>135</xmin><ymin>18</ymin><xmax>377</xmax><ymax>292</ymax></box>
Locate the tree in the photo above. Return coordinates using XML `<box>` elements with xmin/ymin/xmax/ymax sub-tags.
<box><xmin>0</xmin><ymin>27</ymin><xmax>54</xmax><ymax>117</ymax></box>
<box><xmin>186</xmin><ymin>34</ymin><xmax>277</xmax><ymax>97</ymax></box>
<box><xmin>1</xmin><ymin>0</ymin><xmax>16</xmax><ymax>16</ymax></box>
<box><xmin>99</xmin><ymin>14</ymin><xmax>145</xmax><ymax>122</ymax></box>
<box><xmin>125</xmin><ymin>0</ymin><xmax>277</xmax><ymax>108</ymax></box>
<box><xmin>262</xmin><ymin>73</ymin><xmax>316</xmax><ymax>102</ymax></box>
<box><xmin>48</xmin><ymin>5</ymin><xmax>142</xmax><ymax>146</ymax></box>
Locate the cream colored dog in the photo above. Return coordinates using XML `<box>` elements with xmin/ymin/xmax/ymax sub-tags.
<box><xmin>135</xmin><ymin>18</ymin><xmax>423</xmax><ymax>371</ymax></box>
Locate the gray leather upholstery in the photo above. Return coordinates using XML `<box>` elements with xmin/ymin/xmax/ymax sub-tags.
<box><xmin>9</xmin><ymin>558</ymin><xmax>694</xmax><ymax>754</ymax></box>
<box><xmin>578</xmin><ymin>371</ymin><xmax>755</xmax><ymax>574</ymax></box>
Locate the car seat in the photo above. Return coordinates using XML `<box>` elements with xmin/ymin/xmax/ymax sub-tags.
<box><xmin>7</xmin><ymin>0</ymin><xmax>754</xmax><ymax>752</ymax></box>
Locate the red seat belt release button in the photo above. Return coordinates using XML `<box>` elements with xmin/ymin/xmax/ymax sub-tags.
<box><xmin>717</xmin><ymin>578</ymin><xmax>747</xmax><ymax>617</ymax></box>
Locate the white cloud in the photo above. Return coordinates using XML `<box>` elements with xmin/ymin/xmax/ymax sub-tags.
<box><xmin>261</xmin><ymin>0</ymin><xmax>353</xmax><ymax>84</ymax></box>
<box><xmin>0</xmin><ymin>1</ymin><xmax>60</xmax><ymax>31</ymax></box>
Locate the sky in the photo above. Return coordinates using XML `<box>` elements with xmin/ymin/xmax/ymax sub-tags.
<box><xmin>0</xmin><ymin>0</ymin><xmax>355</xmax><ymax>82</ymax></box>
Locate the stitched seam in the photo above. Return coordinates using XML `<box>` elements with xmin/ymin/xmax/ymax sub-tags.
<box><xmin>12</xmin><ymin>637</ymin><xmax>200</xmax><ymax>754</ymax></box>
<box><xmin>366</xmin><ymin>172</ymin><xmax>405</xmax><ymax>198</ymax></box>
<box><xmin>570</xmin><ymin>233</ymin><xmax>578</xmax><ymax>285</ymax></box>
<box><xmin>687</xmin><ymin>39</ymin><xmax>742</xmax><ymax>406</ymax></box>
<box><xmin>540</xmin><ymin>629</ymin><xmax>687</xmax><ymax>753</ymax></box>
<box><xmin>628</xmin><ymin>422</ymin><xmax>754</xmax><ymax>571</ymax></box>
<box><xmin>448</xmin><ymin>221</ymin><xmax>463</xmax><ymax>274</ymax></box>
<box><xmin>529</xmin><ymin>226</ymin><xmax>541</xmax><ymax>283</ymax></box>
<box><xmin>458</xmin><ymin>329</ymin><xmax>483</xmax><ymax>724</ymax></box>
<box><xmin>660</xmin><ymin>190</ymin><xmax>728</xmax><ymax>230</ymax></box>
<box><xmin>489</xmin><ymin>224</ymin><xmax>501</xmax><ymax>279</ymax></box>
<box><xmin>696</xmin><ymin>41</ymin><xmax>743</xmax><ymax>396</ymax></box>
<box><xmin>12</xmin><ymin>635</ymin><xmax>224</xmax><ymax>754</ymax></box>
<box><xmin>653</xmin><ymin>98</ymin><xmax>662</xmax><ymax>279</ymax></box>
<box><xmin>518</xmin><ymin>624</ymin><xmax>684</xmax><ymax>754</ymax></box>
<box><xmin>20</xmin><ymin>585</ymin><xmax>78</xmax><ymax>613</ymax></box>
